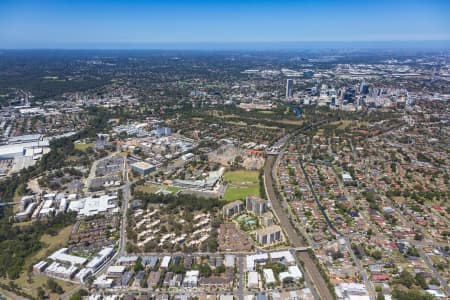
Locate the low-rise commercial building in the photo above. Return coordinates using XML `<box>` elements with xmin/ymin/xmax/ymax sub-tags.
<box><xmin>49</xmin><ymin>248</ymin><xmax>87</xmax><ymax>266</ymax></box>
<box><xmin>183</xmin><ymin>270</ymin><xmax>199</xmax><ymax>287</ymax></box>
<box><xmin>131</xmin><ymin>161</ymin><xmax>156</xmax><ymax>175</ymax></box>
<box><xmin>263</xmin><ymin>268</ymin><xmax>276</xmax><ymax>285</ymax></box>
<box><xmin>247</xmin><ymin>271</ymin><xmax>260</xmax><ymax>289</ymax></box>
<box><xmin>67</xmin><ymin>194</ymin><xmax>118</xmax><ymax>217</ymax></box>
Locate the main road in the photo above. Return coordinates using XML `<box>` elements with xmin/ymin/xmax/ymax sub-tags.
<box><xmin>264</xmin><ymin>155</ymin><xmax>334</xmax><ymax>300</ymax></box>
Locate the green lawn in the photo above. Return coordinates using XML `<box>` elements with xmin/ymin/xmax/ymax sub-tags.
<box><xmin>74</xmin><ymin>143</ymin><xmax>93</xmax><ymax>151</ymax></box>
<box><xmin>258</xmin><ymin>110</ymin><xmax>275</xmax><ymax>114</ymax></box>
<box><xmin>163</xmin><ymin>185</ymin><xmax>182</xmax><ymax>193</ymax></box>
<box><xmin>223</xmin><ymin>170</ymin><xmax>260</xmax><ymax>202</ymax></box>
<box><xmin>135</xmin><ymin>184</ymin><xmax>181</xmax><ymax>194</ymax></box>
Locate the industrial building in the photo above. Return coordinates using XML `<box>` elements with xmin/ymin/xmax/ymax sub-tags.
<box><xmin>0</xmin><ymin>139</ymin><xmax>49</xmax><ymax>159</ymax></box>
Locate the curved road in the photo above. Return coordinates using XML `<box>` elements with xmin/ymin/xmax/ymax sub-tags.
<box><xmin>265</xmin><ymin>155</ymin><xmax>333</xmax><ymax>300</ymax></box>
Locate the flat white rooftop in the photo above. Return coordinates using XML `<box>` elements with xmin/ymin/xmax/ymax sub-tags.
<box><xmin>68</xmin><ymin>194</ymin><xmax>118</xmax><ymax>216</ymax></box>
<box><xmin>49</xmin><ymin>248</ymin><xmax>87</xmax><ymax>265</ymax></box>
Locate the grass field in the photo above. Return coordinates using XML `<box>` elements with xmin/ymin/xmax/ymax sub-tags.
<box><xmin>258</xmin><ymin>110</ymin><xmax>275</xmax><ymax>114</ymax></box>
<box><xmin>74</xmin><ymin>143</ymin><xmax>93</xmax><ymax>151</ymax></box>
<box><xmin>329</xmin><ymin>120</ymin><xmax>369</xmax><ymax>130</ymax></box>
<box><xmin>135</xmin><ymin>184</ymin><xmax>181</xmax><ymax>194</ymax></box>
<box><xmin>65</xmin><ymin>155</ymin><xmax>79</xmax><ymax>162</ymax></box>
<box><xmin>391</xmin><ymin>196</ymin><xmax>407</xmax><ymax>203</ymax></box>
<box><xmin>272</xmin><ymin>119</ymin><xmax>303</xmax><ymax>125</ymax></box>
<box><xmin>223</xmin><ymin>170</ymin><xmax>260</xmax><ymax>202</ymax></box>
<box><xmin>251</xmin><ymin>124</ymin><xmax>279</xmax><ymax>130</ymax></box>
<box><xmin>12</xmin><ymin>219</ymin><xmax>35</xmax><ymax>228</ymax></box>
<box><xmin>226</xmin><ymin>121</ymin><xmax>247</xmax><ymax>126</ymax></box>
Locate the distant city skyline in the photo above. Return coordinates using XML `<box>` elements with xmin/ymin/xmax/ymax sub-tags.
<box><xmin>1</xmin><ymin>0</ymin><xmax>450</xmax><ymax>49</ymax></box>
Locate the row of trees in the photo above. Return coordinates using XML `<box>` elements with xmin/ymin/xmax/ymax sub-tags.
<box><xmin>133</xmin><ymin>191</ymin><xmax>221</xmax><ymax>212</ymax></box>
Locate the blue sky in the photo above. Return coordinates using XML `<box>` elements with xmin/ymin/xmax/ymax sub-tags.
<box><xmin>0</xmin><ymin>0</ymin><xmax>449</xmax><ymax>48</ymax></box>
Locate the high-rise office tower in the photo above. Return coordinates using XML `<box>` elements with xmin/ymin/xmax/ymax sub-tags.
<box><xmin>286</xmin><ymin>79</ymin><xmax>294</xmax><ymax>98</ymax></box>
<box><xmin>359</xmin><ymin>80</ymin><xmax>369</xmax><ymax>94</ymax></box>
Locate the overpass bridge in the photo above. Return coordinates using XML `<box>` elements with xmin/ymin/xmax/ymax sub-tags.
<box><xmin>291</xmin><ymin>247</ymin><xmax>310</xmax><ymax>252</ymax></box>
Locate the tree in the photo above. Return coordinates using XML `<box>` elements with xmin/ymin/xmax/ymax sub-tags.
<box><xmin>70</xmin><ymin>289</ymin><xmax>88</xmax><ymax>300</ymax></box>
<box><xmin>377</xmin><ymin>291</ymin><xmax>385</xmax><ymax>300</ymax></box>
<box><xmin>415</xmin><ymin>273</ymin><xmax>428</xmax><ymax>290</ymax></box>
<box><xmin>332</xmin><ymin>251</ymin><xmax>344</xmax><ymax>261</ymax></box>
<box><xmin>392</xmin><ymin>288</ymin><xmax>434</xmax><ymax>300</ymax></box>
<box><xmin>37</xmin><ymin>287</ymin><xmax>46</xmax><ymax>300</ymax></box>
<box><xmin>194</xmin><ymin>263</ymin><xmax>212</xmax><ymax>278</ymax></box>
<box><xmin>47</xmin><ymin>277</ymin><xmax>64</xmax><ymax>294</ymax></box>
<box><xmin>428</xmin><ymin>278</ymin><xmax>439</xmax><ymax>287</ymax></box>
<box><xmin>395</xmin><ymin>270</ymin><xmax>415</xmax><ymax>289</ymax></box>
<box><xmin>371</xmin><ymin>250</ymin><xmax>382</xmax><ymax>260</ymax></box>
<box><xmin>406</xmin><ymin>246</ymin><xmax>419</xmax><ymax>257</ymax></box>
<box><xmin>214</xmin><ymin>264</ymin><xmax>226</xmax><ymax>275</ymax></box>
<box><xmin>133</xmin><ymin>256</ymin><xmax>144</xmax><ymax>272</ymax></box>
<box><xmin>207</xmin><ymin>238</ymin><xmax>218</xmax><ymax>253</ymax></box>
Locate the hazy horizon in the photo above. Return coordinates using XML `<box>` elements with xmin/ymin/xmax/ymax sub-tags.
<box><xmin>1</xmin><ymin>0</ymin><xmax>450</xmax><ymax>49</ymax></box>
<box><xmin>2</xmin><ymin>40</ymin><xmax>450</xmax><ymax>51</ymax></box>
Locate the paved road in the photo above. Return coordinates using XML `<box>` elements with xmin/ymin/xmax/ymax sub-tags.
<box><xmin>298</xmin><ymin>158</ymin><xmax>339</xmax><ymax>235</ymax></box>
<box><xmin>417</xmin><ymin>247</ymin><xmax>450</xmax><ymax>295</ymax></box>
<box><xmin>237</xmin><ymin>256</ymin><xmax>245</xmax><ymax>300</ymax></box>
<box><xmin>265</xmin><ymin>155</ymin><xmax>334</xmax><ymax>300</ymax></box>
<box><xmin>83</xmin><ymin>158</ymin><xmax>98</xmax><ymax>195</ymax></box>
<box><xmin>119</xmin><ymin>157</ymin><xmax>130</xmax><ymax>256</ymax></box>
<box><xmin>119</xmin><ymin>181</ymin><xmax>131</xmax><ymax>257</ymax></box>
<box><xmin>61</xmin><ymin>285</ymin><xmax>84</xmax><ymax>300</ymax></box>
<box><xmin>97</xmin><ymin>158</ymin><xmax>131</xmax><ymax>274</ymax></box>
